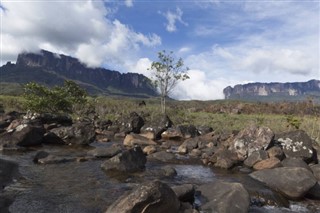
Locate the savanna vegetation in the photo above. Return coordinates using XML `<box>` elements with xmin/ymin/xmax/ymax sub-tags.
<box><xmin>1</xmin><ymin>88</ymin><xmax>320</xmax><ymax>145</ymax></box>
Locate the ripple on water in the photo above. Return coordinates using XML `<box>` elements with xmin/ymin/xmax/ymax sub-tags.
<box><xmin>173</xmin><ymin>164</ymin><xmax>216</xmax><ymax>183</ymax></box>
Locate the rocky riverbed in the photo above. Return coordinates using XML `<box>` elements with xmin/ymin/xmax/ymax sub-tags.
<box><xmin>1</xmin><ymin>111</ymin><xmax>320</xmax><ymax>212</ymax></box>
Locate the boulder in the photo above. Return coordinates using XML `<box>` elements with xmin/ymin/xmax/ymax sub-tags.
<box><xmin>87</xmin><ymin>147</ymin><xmax>122</xmax><ymax>158</ymax></box>
<box><xmin>310</xmin><ymin>164</ymin><xmax>320</xmax><ymax>181</ymax></box>
<box><xmin>162</xmin><ymin>125</ymin><xmax>199</xmax><ymax>140</ymax></box>
<box><xmin>143</xmin><ymin>145</ymin><xmax>157</xmax><ymax>155</ymax></box>
<box><xmin>276</xmin><ymin>130</ymin><xmax>316</xmax><ymax>163</ymax></box>
<box><xmin>253</xmin><ymin>157</ymin><xmax>281</xmax><ymax>170</ymax></box>
<box><xmin>230</xmin><ymin>126</ymin><xmax>274</xmax><ymax>161</ymax></box>
<box><xmin>119</xmin><ymin>112</ymin><xmax>144</xmax><ymax>134</ymax></box>
<box><xmin>101</xmin><ymin>146</ymin><xmax>146</xmax><ymax>173</ymax></box>
<box><xmin>161</xmin><ymin>127</ymin><xmax>183</xmax><ymax>140</ymax></box>
<box><xmin>149</xmin><ymin>151</ymin><xmax>175</xmax><ymax>162</ymax></box>
<box><xmin>267</xmin><ymin>146</ymin><xmax>285</xmax><ymax>160</ymax></box>
<box><xmin>198</xmin><ymin>180</ymin><xmax>250</xmax><ymax>213</ymax></box>
<box><xmin>211</xmin><ymin>149</ymin><xmax>239</xmax><ymax>169</ymax></box>
<box><xmin>42</xmin><ymin>132</ymin><xmax>66</xmax><ymax>145</ymax></box>
<box><xmin>123</xmin><ymin>133</ymin><xmax>157</xmax><ymax>147</ymax></box>
<box><xmin>0</xmin><ymin>124</ymin><xmax>45</xmax><ymax>147</ymax></box>
<box><xmin>143</xmin><ymin>114</ymin><xmax>173</xmax><ymax>140</ymax></box>
<box><xmin>160</xmin><ymin>166</ymin><xmax>177</xmax><ymax>178</ymax></box>
<box><xmin>305</xmin><ymin>182</ymin><xmax>320</xmax><ymax>200</ymax></box>
<box><xmin>171</xmin><ymin>184</ymin><xmax>195</xmax><ymax>203</ymax></box>
<box><xmin>244</xmin><ymin>150</ymin><xmax>269</xmax><ymax>167</ymax></box>
<box><xmin>50</xmin><ymin>121</ymin><xmax>95</xmax><ymax>145</ymax></box>
<box><xmin>250</xmin><ymin>167</ymin><xmax>317</xmax><ymax>199</ymax></box>
<box><xmin>281</xmin><ymin>158</ymin><xmax>311</xmax><ymax>171</ymax></box>
<box><xmin>106</xmin><ymin>181</ymin><xmax>180</xmax><ymax>213</ymax></box>
<box><xmin>38</xmin><ymin>113</ymin><xmax>73</xmax><ymax>126</ymax></box>
<box><xmin>197</xmin><ymin>126</ymin><xmax>213</xmax><ymax>135</ymax></box>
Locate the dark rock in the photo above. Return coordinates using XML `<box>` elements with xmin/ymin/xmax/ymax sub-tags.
<box><xmin>230</xmin><ymin>126</ymin><xmax>274</xmax><ymax>161</ymax></box>
<box><xmin>211</xmin><ymin>149</ymin><xmax>239</xmax><ymax>169</ymax></box>
<box><xmin>33</xmin><ymin>151</ymin><xmax>50</xmax><ymax>163</ymax></box>
<box><xmin>120</xmin><ymin>112</ymin><xmax>144</xmax><ymax>134</ymax></box>
<box><xmin>87</xmin><ymin>147</ymin><xmax>122</xmax><ymax>158</ymax></box>
<box><xmin>101</xmin><ymin>146</ymin><xmax>146</xmax><ymax>173</ymax></box>
<box><xmin>160</xmin><ymin>165</ymin><xmax>177</xmax><ymax>178</ymax></box>
<box><xmin>38</xmin><ymin>113</ymin><xmax>73</xmax><ymax>126</ymax></box>
<box><xmin>197</xmin><ymin>126</ymin><xmax>213</xmax><ymax>135</ymax></box>
<box><xmin>198</xmin><ymin>180</ymin><xmax>250</xmax><ymax>213</ymax></box>
<box><xmin>106</xmin><ymin>181</ymin><xmax>180</xmax><ymax>213</ymax></box>
<box><xmin>37</xmin><ymin>154</ymin><xmax>76</xmax><ymax>164</ymax></box>
<box><xmin>310</xmin><ymin>164</ymin><xmax>320</xmax><ymax>181</ymax></box>
<box><xmin>171</xmin><ymin>184</ymin><xmax>195</xmax><ymax>203</ymax></box>
<box><xmin>50</xmin><ymin>121</ymin><xmax>95</xmax><ymax>145</ymax></box>
<box><xmin>178</xmin><ymin>125</ymin><xmax>199</xmax><ymax>138</ymax></box>
<box><xmin>149</xmin><ymin>151</ymin><xmax>175</xmax><ymax>162</ymax></box>
<box><xmin>42</xmin><ymin>132</ymin><xmax>66</xmax><ymax>145</ymax></box>
<box><xmin>0</xmin><ymin>159</ymin><xmax>19</xmax><ymax>191</ymax></box>
<box><xmin>281</xmin><ymin>158</ymin><xmax>311</xmax><ymax>171</ymax></box>
<box><xmin>94</xmin><ymin>119</ymin><xmax>112</xmax><ymax>130</ymax></box>
<box><xmin>305</xmin><ymin>182</ymin><xmax>320</xmax><ymax>200</ymax></box>
<box><xmin>161</xmin><ymin>127</ymin><xmax>183</xmax><ymax>140</ymax></box>
<box><xmin>244</xmin><ymin>150</ymin><xmax>269</xmax><ymax>167</ymax></box>
<box><xmin>250</xmin><ymin>167</ymin><xmax>317</xmax><ymax>199</ymax></box>
<box><xmin>276</xmin><ymin>130</ymin><xmax>316</xmax><ymax>163</ymax></box>
<box><xmin>144</xmin><ymin>114</ymin><xmax>173</xmax><ymax>140</ymax></box>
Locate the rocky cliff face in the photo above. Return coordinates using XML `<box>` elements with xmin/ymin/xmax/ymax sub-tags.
<box><xmin>1</xmin><ymin>50</ymin><xmax>157</xmax><ymax>97</ymax></box>
<box><xmin>223</xmin><ymin>80</ymin><xmax>320</xmax><ymax>101</ymax></box>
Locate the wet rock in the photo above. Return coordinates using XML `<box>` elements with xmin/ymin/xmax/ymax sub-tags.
<box><xmin>161</xmin><ymin>165</ymin><xmax>177</xmax><ymax>178</ymax></box>
<box><xmin>87</xmin><ymin>147</ymin><xmax>122</xmax><ymax>158</ymax></box>
<box><xmin>267</xmin><ymin>146</ymin><xmax>285</xmax><ymax>160</ymax></box>
<box><xmin>281</xmin><ymin>158</ymin><xmax>311</xmax><ymax>171</ymax></box>
<box><xmin>37</xmin><ymin>154</ymin><xmax>75</xmax><ymax>164</ymax></box>
<box><xmin>0</xmin><ymin>159</ymin><xmax>19</xmax><ymax>191</ymax></box>
<box><xmin>106</xmin><ymin>180</ymin><xmax>180</xmax><ymax>213</ymax></box>
<box><xmin>33</xmin><ymin>151</ymin><xmax>50</xmax><ymax>163</ymax></box>
<box><xmin>230</xmin><ymin>126</ymin><xmax>274</xmax><ymax>161</ymax></box>
<box><xmin>50</xmin><ymin>121</ymin><xmax>95</xmax><ymax>145</ymax></box>
<box><xmin>42</xmin><ymin>132</ymin><xmax>66</xmax><ymax>145</ymax></box>
<box><xmin>244</xmin><ymin>150</ymin><xmax>269</xmax><ymax>168</ymax></box>
<box><xmin>276</xmin><ymin>130</ymin><xmax>315</xmax><ymax>163</ymax></box>
<box><xmin>253</xmin><ymin>157</ymin><xmax>281</xmax><ymax>170</ymax></box>
<box><xmin>250</xmin><ymin>167</ymin><xmax>317</xmax><ymax>199</ymax></box>
<box><xmin>148</xmin><ymin>151</ymin><xmax>175</xmax><ymax>162</ymax></box>
<box><xmin>305</xmin><ymin>182</ymin><xmax>320</xmax><ymax>200</ymax></box>
<box><xmin>198</xmin><ymin>180</ymin><xmax>250</xmax><ymax>213</ymax></box>
<box><xmin>123</xmin><ymin>133</ymin><xmax>157</xmax><ymax>147</ymax></box>
<box><xmin>0</xmin><ymin>124</ymin><xmax>45</xmax><ymax>147</ymax></box>
<box><xmin>172</xmin><ymin>184</ymin><xmax>195</xmax><ymax>203</ymax></box>
<box><xmin>101</xmin><ymin>146</ymin><xmax>146</xmax><ymax>173</ymax></box>
<box><xmin>310</xmin><ymin>164</ymin><xmax>320</xmax><ymax>181</ymax></box>
<box><xmin>143</xmin><ymin>145</ymin><xmax>157</xmax><ymax>155</ymax></box>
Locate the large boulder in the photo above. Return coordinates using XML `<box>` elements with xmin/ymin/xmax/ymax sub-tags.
<box><xmin>143</xmin><ymin>114</ymin><xmax>173</xmax><ymax>140</ymax></box>
<box><xmin>230</xmin><ymin>126</ymin><xmax>274</xmax><ymax>161</ymax></box>
<box><xmin>171</xmin><ymin>184</ymin><xmax>195</xmax><ymax>203</ymax></box>
<box><xmin>106</xmin><ymin>181</ymin><xmax>180</xmax><ymax>213</ymax></box>
<box><xmin>50</xmin><ymin>121</ymin><xmax>95</xmax><ymax>145</ymax></box>
<box><xmin>101</xmin><ymin>146</ymin><xmax>146</xmax><ymax>173</ymax></box>
<box><xmin>198</xmin><ymin>180</ymin><xmax>250</xmax><ymax>213</ymax></box>
<box><xmin>281</xmin><ymin>158</ymin><xmax>311</xmax><ymax>171</ymax></box>
<box><xmin>119</xmin><ymin>112</ymin><xmax>144</xmax><ymax>134</ymax></box>
<box><xmin>250</xmin><ymin>167</ymin><xmax>317</xmax><ymax>199</ymax></box>
<box><xmin>0</xmin><ymin>124</ymin><xmax>45</xmax><ymax>147</ymax></box>
<box><xmin>276</xmin><ymin>130</ymin><xmax>316</xmax><ymax>163</ymax></box>
<box><xmin>123</xmin><ymin>133</ymin><xmax>157</xmax><ymax>147</ymax></box>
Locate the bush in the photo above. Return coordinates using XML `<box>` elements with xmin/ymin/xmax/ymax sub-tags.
<box><xmin>24</xmin><ymin>80</ymin><xmax>87</xmax><ymax>114</ymax></box>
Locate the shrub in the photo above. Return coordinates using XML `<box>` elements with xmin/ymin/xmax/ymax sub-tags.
<box><xmin>24</xmin><ymin>80</ymin><xmax>87</xmax><ymax>114</ymax></box>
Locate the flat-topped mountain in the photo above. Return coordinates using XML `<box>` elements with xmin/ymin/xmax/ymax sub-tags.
<box><xmin>223</xmin><ymin>80</ymin><xmax>320</xmax><ymax>102</ymax></box>
<box><xmin>0</xmin><ymin>50</ymin><xmax>157</xmax><ymax>97</ymax></box>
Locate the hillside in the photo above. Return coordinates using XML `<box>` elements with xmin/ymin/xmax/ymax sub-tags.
<box><xmin>0</xmin><ymin>50</ymin><xmax>157</xmax><ymax>98</ymax></box>
<box><xmin>223</xmin><ymin>80</ymin><xmax>320</xmax><ymax>102</ymax></box>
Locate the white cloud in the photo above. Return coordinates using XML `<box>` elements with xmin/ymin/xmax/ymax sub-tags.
<box><xmin>160</xmin><ymin>7</ymin><xmax>188</xmax><ymax>32</ymax></box>
<box><xmin>1</xmin><ymin>0</ymin><xmax>161</xmax><ymax>67</ymax></box>
<box><xmin>124</xmin><ymin>0</ymin><xmax>133</xmax><ymax>7</ymax></box>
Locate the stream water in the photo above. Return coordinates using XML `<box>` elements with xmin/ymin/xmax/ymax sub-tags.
<box><xmin>1</xmin><ymin>143</ymin><xmax>320</xmax><ymax>213</ymax></box>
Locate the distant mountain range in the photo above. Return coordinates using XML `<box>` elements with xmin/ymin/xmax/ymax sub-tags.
<box><xmin>0</xmin><ymin>50</ymin><xmax>157</xmax><ymax>98</ymax></box>
<box><xmin>223</xmin><ymin>80</ymin><xmax>320</xmax><ymax>102</ymax></box>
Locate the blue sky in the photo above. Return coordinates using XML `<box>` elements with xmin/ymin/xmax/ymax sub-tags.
<box><xmin>1</xmin><ymin>0</ymin><xmax>319</xmax><ymax>100</ymax></box>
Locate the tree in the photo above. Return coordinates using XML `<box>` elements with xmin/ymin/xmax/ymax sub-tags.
<box><xmin>148</xmin><ymin>50</ymin><xmax>189</xmax><ymax>113</ymax></box>
<box><xmin>24</xmin><ymin>80</ymin><xmax>87</xmax><ymax>114</ymax></box>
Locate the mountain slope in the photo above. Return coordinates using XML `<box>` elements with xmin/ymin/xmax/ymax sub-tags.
<box><xmin>0</xmin><ymin>50</ymin><xmax>157</xmax><ymax>97</ymax></box>
<box><xmin>223</xmin><ymin>80</ymin><xmax>320</xmax><ymax>102</ymax></box>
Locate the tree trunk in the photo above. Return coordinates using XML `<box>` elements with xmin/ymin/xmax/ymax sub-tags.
<box><xmin>161</xmin><ymin>96</ymin><xmax>166</xmax><ymax>114</ymax></box>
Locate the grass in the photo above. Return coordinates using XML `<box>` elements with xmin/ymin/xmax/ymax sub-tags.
<box><xmin>1</xmin><ymin>95</ymin><xmax>319</xmax><ymax>144</ymax></box>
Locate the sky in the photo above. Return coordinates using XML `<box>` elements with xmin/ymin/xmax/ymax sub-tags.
<box><xmin>1</xmin><ymin>0</ymin><xmax>319</xmax><ymax>100</ymax></box>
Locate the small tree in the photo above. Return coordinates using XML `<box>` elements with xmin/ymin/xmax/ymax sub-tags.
<box><xmin>148</xmin><ymin>50</ymin><xmax>189</xmax><ymax>113</ymax></box>
<box><xmin>24</xmin><ymin>80</ymin><xmax>87</xmax><ymax>114</ymax></box>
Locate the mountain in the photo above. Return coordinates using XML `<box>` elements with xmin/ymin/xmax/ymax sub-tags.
<box><xmin>0</xmin><ymin>50</ymin><xmax>157</xmax><ymax>97</ymax></box>
<box><xmin>223</xmin><ymin>80</ymin><xmax>320</xmax><ymax>102</ymax></box>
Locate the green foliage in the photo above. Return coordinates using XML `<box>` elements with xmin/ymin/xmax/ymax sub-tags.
<box><xmin>23</xmin><ymin>80</ymin><xmax>87</xmax><ymax>114</ymax></box>
<box><xmin>286</xmin><ymin>115</ymin><xmax>302</xmax><ymax>129</ymax></box>
<box><xmin>148</xmin><ymin>50</ymin><xmax>189</xmax><ymax>113</ymax></box>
